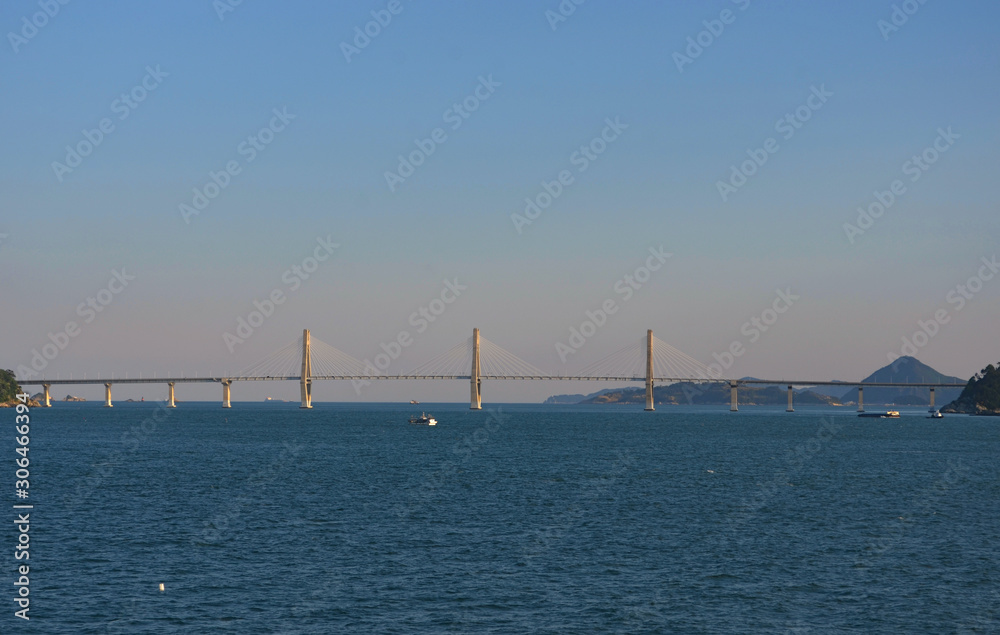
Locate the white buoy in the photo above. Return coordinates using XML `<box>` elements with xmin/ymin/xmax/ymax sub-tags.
<box><xmin>159</xmin><ymin>583</ymin><xmax>165</xmax><ymax>592</ymax></box>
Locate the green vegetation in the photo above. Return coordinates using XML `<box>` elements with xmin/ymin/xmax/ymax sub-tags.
<box><xmin>0</xmin><ymin>369</ymin><xmax>22</xmax><ymax>403</ymax></box>
<box><xmin>943</xmin><ymin>363</ymin><xmax>1000</xmax><ymax>415</ymax></box>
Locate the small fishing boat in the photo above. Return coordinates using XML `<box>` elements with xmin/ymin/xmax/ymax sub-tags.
<box><xmin>408</xmin><ymin>412</ymin><xmax>437</xmax><ymax>426</ymax></box>
<box><xmin>928</xmin><ymin>410</ymin><xmax>943</xmax><ymax>419</ymax></box>
<box><xmin>410</xmin><ymin>400</ymin><xmax>420</xmax><ymax>404</ymax></box>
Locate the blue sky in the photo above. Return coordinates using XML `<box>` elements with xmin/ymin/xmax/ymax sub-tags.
<box><xmin>3</xmin><ymin>0</ymin><xmax>998</xmax><ymax>402</ymax></box>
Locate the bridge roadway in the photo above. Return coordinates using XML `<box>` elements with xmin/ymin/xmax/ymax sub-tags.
<box><xmin>20</xmin><ymin>375</ymin><xmax>966</xmax><ymax>413</ymax></box>
<box><xmin>18</xmin><ymin>376</ymin><xmax>968</xmax><ymax>386</ymax></box>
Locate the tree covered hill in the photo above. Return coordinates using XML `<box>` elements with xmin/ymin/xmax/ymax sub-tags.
<box><xmin>943</xmin><ymin>363</ymin><xmax>1000</xmax><ymax>415</ymax></box>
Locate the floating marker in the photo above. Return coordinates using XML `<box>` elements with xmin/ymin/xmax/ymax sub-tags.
<box><xmin>159</xmin><ymin>583</ymin><xmax>165</xmax><ymax>592</ymax></box>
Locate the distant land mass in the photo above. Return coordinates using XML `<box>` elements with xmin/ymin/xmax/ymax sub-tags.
<box><xmin>544</xmin><ymin>389</ymin><xmax>620</xmax><ymax>404</ymax></box>
<box><xmin>574</xmin><ymin>383</ymin><xmax>839</xmax><ymax>406</ymax></box>
<box><xmin>838</xmin><ymin>356</ymin><xmax>963</xmax><ymax>405</ymax></box>
<box><xmin>943</xmin><ymin>362</ymin><xmax>1000</xmax><ymax>415</ymax></box>
<box><xmin>543</xmin><ymin>357</ymin><xmax>964</xmax><ymax>406</ymax></box>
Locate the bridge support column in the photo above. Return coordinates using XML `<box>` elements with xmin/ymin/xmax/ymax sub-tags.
<box><xmin>929</xmin><ymin>387</ymin><xmax>935</xmax><ymax>412</ymax></box>
<box><xmin>222</xmin><ymin>381</ymin><xmax>231</xmax><ymax>408</ymax></box>
<box><xmin>42</xmin><ymin>384</ymin><xmax>51</xmax><ymax>408</ymax></box>
<box><xmin>857</xmin><ymin>387</ymin><xmax>864</xmax><ymax>413</ymax></box>
<box><xmin>104</xmin><ymin>383</ymin><xmax>113</xmax><ymax>408</ymax></box>
<box><xmin>645</xmin><ymin>329</ymin><xmax>654</xmax><ymax>411</ymax></box>
<box><xmin>470</xmin><ymin>328</ymin><xmax>482</xmax><ymax>410</ymax></box>
<box><xmin>300</xmin><ymin>329</ymin><xmax>313</xmax><ymax>409</ymax></box>
<box><xmin>730</xmin><ymin>382</ymin><xmax>738</xmax><ymax>412</ymax></box>
<box><xmin>787</xmin><ymin>385</ymin><xmax>794</xmax><ymax>412</ymax></box>
<box><xmin>167</xmin><ymin>382</ymin><xmax>176</xmax><ymax>408</ymax></box>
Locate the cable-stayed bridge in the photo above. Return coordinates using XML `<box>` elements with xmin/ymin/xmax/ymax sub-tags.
<box><xmin>18</xmin><ymin>329</ymin><xmax>966</xmax><ymax>413</ymax></box>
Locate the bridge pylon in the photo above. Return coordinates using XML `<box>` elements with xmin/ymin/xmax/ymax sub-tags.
<box><xmin>645</xmin><ymin>330</ymin><xmax>654</xmax><ymax>411</ymax></box>
<box><xmin>470</xmin><ymin>328</ymin><xmax>482</xmax><ymax>410</ymax></box>
<box><xmin>300</xmin><ymin>329</ymin><xmax>313</xmax><ymax>409</ymax></box>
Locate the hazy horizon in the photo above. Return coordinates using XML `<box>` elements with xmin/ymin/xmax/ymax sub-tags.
<box><xmin>4</xmin><ymin>0</ymin><xmax>999</xmax><ymax>404</ymax></box>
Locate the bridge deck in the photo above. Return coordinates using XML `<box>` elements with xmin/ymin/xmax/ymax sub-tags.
<box><xmin>18</xmin><ymin>376</ymin><xmax>967</xmax><ymax>388</ymax></box>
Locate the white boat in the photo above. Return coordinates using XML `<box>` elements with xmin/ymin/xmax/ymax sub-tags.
<box><xmin>408</xmin><ymin>413</ymin><xmax>437</xmax><ymax>426</ymax></box>
<box><xmin>928</xmin><ymin>410</ymin><xmax>943</xmax><ymax>419</ymax></box>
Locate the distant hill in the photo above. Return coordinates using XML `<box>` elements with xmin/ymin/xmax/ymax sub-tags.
<box><xmin>543</xmin><ymin>388</ymin><xmax>620</xmax><ymax>404</ymax></box>
<box><xmin>543</xmin><ymin>357</ymin><xmax>966</xmax><ymax>406</ymax></box>
<box><xmin>839</xmin><ymin>356</ymin><xmax>963</xmax><ymax>405</ymax></box>
<box><xmin>942</xmin><ymin>362</ymin><xmax>1000</xmax><ymax>415</ymax></box>
<box><xmin>798</xmin><ymin>381</ymin><xmax>851</xmax><ymax>399</ymax></box>
<box><xmin>579</xmin><ymin>383</ymin><xmax>840</xmax><ymax>406</ymax></box>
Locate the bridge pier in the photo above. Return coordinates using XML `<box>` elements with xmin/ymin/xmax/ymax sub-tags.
<box><xmin>645</xmin><ymin>329</ymin><xmax>654</xmax><ymax>411</ymax></box>
<box><xmin>222</xmin><ymin>381</ymin><xmax>232</xmax><ymax>408</ymax></box>
<box><xmin>470</xmin><ymin>328</ymin><xmax>482</xmax><ymax>410</ymax></box>
<box><xmin>167</xmin><ymin>382</ymin><xmax>176</xmax><ymax>408</ymax></box>
<box><xmin>104</xmin><ymin>383</ymin><xmax>113</xmax><ymax>408</ymax></box>
<box><xmin>730</xmin><ymin>382</ymin><xmax>738</xmax><ymax>412</ymax></box>
<box><xmin>42</xmin><ymin>384</ymin><xmax>51</xmax><ymax>407</ymax></box>
<box><xmin>300</xmin><ymin>329</ymin><xmax>313</xmax><ymax>409</ymax></box>
<box><xmin>929</xmin><ymin>387</ymin><xmax>935</xmax><ymax>412</ymax></box>
<box><xmin>787</xmin><ymin>385</ymin><xmax>794</xmax><ymax>412</ymax></box>
<box><xmin>857</xmin><ymin>387</ymin><xmax>864</xmax><ymax>413</ymax></box>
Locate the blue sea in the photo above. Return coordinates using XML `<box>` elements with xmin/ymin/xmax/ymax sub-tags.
<box><xmin>12</xmin><ymin>402</ymin><xmax>1000</xmax><ymax>633</ymax></box>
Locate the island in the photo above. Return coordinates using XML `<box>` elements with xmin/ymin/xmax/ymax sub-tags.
<box><xmin>0</xmin><ymin>369</ymin><xmax>40</xmax><ymax>407</ymax></box>
<box><xmin>942</xmin><ymin>363</ymin><xmax>1000</xmax><ymax>415</ymax></box>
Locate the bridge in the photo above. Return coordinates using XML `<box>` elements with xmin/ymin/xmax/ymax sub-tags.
<box><xmin>18</xmin><ymin>329</ymin><xmax>966</xmax><ymax>413</ymax></box>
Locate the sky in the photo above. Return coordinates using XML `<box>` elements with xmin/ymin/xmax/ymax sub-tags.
<box><xmin>2</xmin><ymin>0</ymin><xmax>998</xmax><ymax>404</ymax></box>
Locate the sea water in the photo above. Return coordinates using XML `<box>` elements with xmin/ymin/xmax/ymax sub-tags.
<box><xmin>15</xmin><ymin>402</ymin><xmax>1000</xmax><ymax>633</ymax></box>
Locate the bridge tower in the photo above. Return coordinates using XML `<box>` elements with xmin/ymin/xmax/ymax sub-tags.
<box><xmin>645</xmin><ymin>329</ymin><xmax>654</xmax><ymax>411</ymax></box>
<box><xmin>300</xmin><ymin>329</ymin><xmax>313</xmax><ymax>409</ymax></box>
<box><xmin>470</xmin><ymin>327</ymin><xmax>482</xmax><ymax>410</ymax></box>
